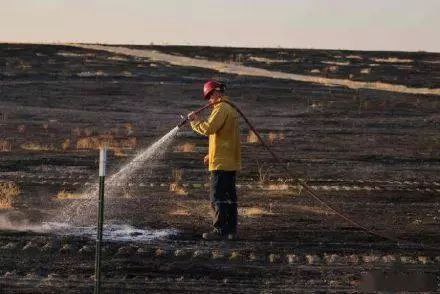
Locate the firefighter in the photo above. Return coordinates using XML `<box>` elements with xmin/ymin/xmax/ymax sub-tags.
<box><xmin>188</xmin><ymin>80</ymin><xmax>241</xmax><ymax>240</ymax></box>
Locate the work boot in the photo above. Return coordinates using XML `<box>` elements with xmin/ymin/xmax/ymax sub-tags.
<box><xmin>226</xmin><ymin>233</ymin><xmax>238</xmax><ymax>241</ymax></box>
<box><xmin>202</xmin><ymin>231</ymin><xmax>222</xmax><ymax>240</ymax></box>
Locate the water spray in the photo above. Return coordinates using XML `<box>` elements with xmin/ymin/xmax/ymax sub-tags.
<box><xmin>179</xmin><ymin>99</ymin><xmax>440</xmax><ymax>251</ymax></box>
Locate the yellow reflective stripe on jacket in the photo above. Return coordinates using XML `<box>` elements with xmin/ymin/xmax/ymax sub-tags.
<box><xmin>190</xmin><ymin>97</ymin><xmax>241</xmax><ymax>171</ymax></box>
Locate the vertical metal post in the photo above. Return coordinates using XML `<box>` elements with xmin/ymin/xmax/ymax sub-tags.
<box><xmin>94</xmin><ymin>147</ymin><xmax>107</xmax><ymax>294</ymax></box>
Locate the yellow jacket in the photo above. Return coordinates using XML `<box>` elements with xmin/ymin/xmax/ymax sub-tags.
<box><xmin>190</xmin><ymin>97</ymin><xmax>241</xmax><ymax>171</ymax></box>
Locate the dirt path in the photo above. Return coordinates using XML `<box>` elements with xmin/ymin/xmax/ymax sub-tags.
<box><xmin>69</xmin><ymin>44</ymin><xmax>440</xmax><ymax>96</ymax></box>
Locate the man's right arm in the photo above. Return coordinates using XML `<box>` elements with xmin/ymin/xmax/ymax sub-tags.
<box><xmin>190</xmin><ymin>104</ymin><xmax>227</xmax><ymax>136</ymax></box>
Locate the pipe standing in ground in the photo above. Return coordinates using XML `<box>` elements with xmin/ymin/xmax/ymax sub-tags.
<box><xmin>95</xmin><ymin>147</ymin><xmax>107</xmax><ymax>294</ymax></box>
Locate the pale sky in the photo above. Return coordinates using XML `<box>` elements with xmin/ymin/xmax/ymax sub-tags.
<box><xmin>1</xmin><ymin>0</ymin><xmax>439</xmax><ymax>52</ymax></box>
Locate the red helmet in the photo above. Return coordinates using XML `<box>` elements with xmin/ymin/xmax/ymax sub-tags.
<box><xmin>203</xmin><ymin>80</ymin><xmax>225</xmax><ymax>99</ymax></box>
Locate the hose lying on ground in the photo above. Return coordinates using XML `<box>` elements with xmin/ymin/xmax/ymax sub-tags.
<box><xmin>180</xmin><ymin>99</ymin><xmax>440</xmax><ymax>251</ymax></box>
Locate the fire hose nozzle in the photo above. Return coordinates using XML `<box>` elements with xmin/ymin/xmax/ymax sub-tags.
<box><xmin>177</xmin><ymin>115</ymin><xmax>188</xmax><ymax>128</ymax></box>
<box><xmin>176</xmin><ymin>102</ymin><xmax>214</xmax><ymax>129</ymax></box>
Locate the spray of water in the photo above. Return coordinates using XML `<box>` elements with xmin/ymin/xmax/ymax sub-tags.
<box><xmin>0</xmin><ymin>213</ymin><xmax>177</xmax><ymax>242</ymax></box>
<box><xmin>0</xmin><ymin>126</ymin><xmax>180</xmax><ymax>241</ymax></box>
<box><xmin>108</xmin><ymin>126</ymin><xmax>179</xmax><ymax>188</ymax></box>
<box><xmin>55</xmin><ymin>126</ymin><xmax>180</xmax><ymax>232</ymax></box>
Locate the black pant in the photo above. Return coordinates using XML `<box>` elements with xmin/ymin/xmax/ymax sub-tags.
<box><xmin>210</xmin><ymin>170</ymin><xmax>238</xmax><ymax>235</ymax></box>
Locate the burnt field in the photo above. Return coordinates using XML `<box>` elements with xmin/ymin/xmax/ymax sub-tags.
<box><xmin>0</xmin><ymin>43</ymin><xmax>440</xmax><ymax>293</ymax></box>
<box><xmin>128</xmin><ymin>44</ymin><xmax>440</xmax><ymax>89</ymax></box>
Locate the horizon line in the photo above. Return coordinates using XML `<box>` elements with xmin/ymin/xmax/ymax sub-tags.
<box><xmin>0</xmin><ymin>41</ymin><xmax>438</xmax><ymax>54</ymax></box>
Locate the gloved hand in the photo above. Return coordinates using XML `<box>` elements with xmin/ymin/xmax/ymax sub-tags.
<box><xmin>188</xmin><ymin>111</ymin><xmax>199</xmax><ymax>122</ymax></box>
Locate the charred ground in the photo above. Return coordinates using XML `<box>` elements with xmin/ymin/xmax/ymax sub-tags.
<box><xmin>0</xmin><ymin>43</ymin><xmax>439</xmax><ymax>293</ymax></box>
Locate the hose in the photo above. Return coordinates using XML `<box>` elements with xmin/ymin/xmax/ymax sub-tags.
<box><xmin>178</xmin><ymin>103</ymin><xmax>214</xmax><ymax>128</ymax></box>
<box><xmin>181</xmin><ymin>99</ymin><xmax>440</xmax><ymax>251</ymax></box>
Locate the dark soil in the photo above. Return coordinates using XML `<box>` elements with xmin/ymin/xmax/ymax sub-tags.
<box><xmin>0</xmin><ymin>43</ymin><xmax>439</xmax><ymax>293</ymax></box>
